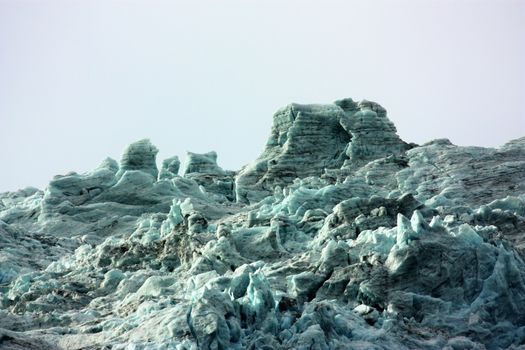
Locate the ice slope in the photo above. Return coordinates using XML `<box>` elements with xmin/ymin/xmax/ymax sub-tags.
<box><xmin>1</xmin><ymin>98</ymin><xmax>525</xmax><ymax>349</ymax></box>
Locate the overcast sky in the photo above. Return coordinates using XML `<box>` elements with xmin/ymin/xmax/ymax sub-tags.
<box><xmin>1</xmin><ymin>0</ymin><xmax>524</xmax><ymax>192</ymax></box>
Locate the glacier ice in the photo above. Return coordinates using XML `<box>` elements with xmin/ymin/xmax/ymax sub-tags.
<box><xmin>1</xmin><ymin>98</ymin><xmax>525</xmax><ymax>349</ymax></box>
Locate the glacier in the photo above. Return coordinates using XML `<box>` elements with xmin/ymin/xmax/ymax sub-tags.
<box><xmin>1</xmin><ymin>98</ymin><xmax>525</xmax><ymax>349</ymax></box>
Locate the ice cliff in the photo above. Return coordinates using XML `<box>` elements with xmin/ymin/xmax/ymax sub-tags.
<box><xmin>1</xmin><ymin>98</ymin><xmax>525</xmax><ymax>350</ymax></box>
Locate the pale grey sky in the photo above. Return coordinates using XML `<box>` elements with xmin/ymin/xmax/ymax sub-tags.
<box><xmin>1</xmin><ymin>0</ymin><xmax>524</xmax><ymax>192</ymax></box>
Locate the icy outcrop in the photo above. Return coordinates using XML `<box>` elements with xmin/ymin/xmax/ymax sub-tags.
<box><xmin>116</xmin><ymin>139</ymin><xmax>159</xmax><ymax>179</ymax></box>
<box><xmin>159</xmin><ymin>155</ymin><xmax>180</xmax><ymax>180</ymax></box>
<box><xmin>183</xmin><ymin>151</ymin><xmax>236</xmax><ymax>201</ymax></box>
<box><xmin>1</xmin><ymin>98</ymin><xmax>524</xmax><ymax>350</ymax></box>
<box><xmin>235</xmin><ymin>103</ymin><xmax>350</xmax><ymax>203</ymax></box>
<box><xmin>184</xmin><ymin>151</ymin><xmax>224</xmax><ymax>176</ymax></box>
<box><xmin>235</xmin><ymin>98</ymin><xmax>408</xmax><ymax>203</ymax></box>
<box><xmin>337</xmin><ymin>98</ymin><xmax>410</xmax><ymax>167</ymax></box>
